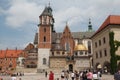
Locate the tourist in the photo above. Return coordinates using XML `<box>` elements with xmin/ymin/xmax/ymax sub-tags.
<box><xmin>93</xmin><ymin>70</ymin><xmax>98</xmax><ymax>80</ymax></box>
<box><xmin>74</xmin><ymin>70</ymin><xmax>79</xmax><ymax>80</ymax></box>
<box><xmin>71</xmin><ymin>71</ymin><xmax>75</xmax><ymax>80</ymax></box>
<box><xmin>79</xmin><ymin>71</ymin><xmax>83</xmax><ymax>80</ymax></box>
<box><xmin>97</xmin><ymin>70</ymin><xmax>102</xmax><ymax>80</ymax></box>
<box><xmin>86</xmin><ymin>69</ymin><xmax>93</xmax><ymax>80</ymax></box>
<box><xmin>49</xmin><ymin>71</ymin><xmax>54</xmax><ymax>80</ymax></box>
<box><xmin>82</xmin><ymin>71</ymin><xmax>87</xmax><ymax>80</ymax></box>
<box><xmin>114</xmin><ymin>69</ymin><xmax>120</xmax><ymax>80</ymax></box>
<box><xmin>11</xmin><ymin>74</ymin><xmax>17</xmax><ymax>80</ymax></box>
<box><xmin>45</xmin><ymin>71</ymin><xmax>48</xmax><ymax>77</ymax></box>
<box><xmin>64</xmin><ymin>70</ymin><xmax>69</xmax><ymax>80</ymax></box>
<box><xmin>61</xmin><ymin>70</ymin><xmax>65</xmax><ymax>80</ymax></box>
<box><xmin>0</xmin><ymin>77</ymin><xmax>3</xmax><ymax>80</ymax></box>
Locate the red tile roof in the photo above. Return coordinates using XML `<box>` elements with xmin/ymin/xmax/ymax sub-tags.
<box><xmin>92</xmin><ymin>15</ymin><xmax>120</xmax><ymax>37</ymax></box>
<box><xmin>0</xmin><ymin>49</ymin><xmax>22</xmax><ymax>58</ymax></box>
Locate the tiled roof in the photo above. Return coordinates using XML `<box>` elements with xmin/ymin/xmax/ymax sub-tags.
<box><xmin>92</xmin><ymin>15</ymin><xmax>120</xmax><ymax>37</ymax></box>
<box><xmin>51</xmin><ymin>43</ymin><xmax>65</xmax><ymax>51</ymax></box>
<box><xmin>55</xmin><ymin>31</ymin><xmax>95</xmax><ymax>40</ymax></box>
<box><xmin>72</xmin><ymin>32</ymin><xmax>95</xmax><ymax>39</ymax></box>
<box><xmin>40</xmin><ymin>6</ymin><xmax>52</xmax><ymax>16</ymax></box>
<box><xmin>0</xmin><ymin>49</ymin><xmax>22</xmax><ymax>58</ymax></box>
<box><xmin>34</xmin><ymin>33</ymin><xmax>38</xmax><ymax>44</ymax></box>
<box><xmin>24</xmin><ymin>43</ymin><xmax>34</xmax><ymax>51</ymax></box>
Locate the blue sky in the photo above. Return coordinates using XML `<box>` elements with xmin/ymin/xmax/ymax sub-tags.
<box><xmin>0</xmin><ymin>0</ymin><xmax>120</xmax><ymax>49</ymax></box>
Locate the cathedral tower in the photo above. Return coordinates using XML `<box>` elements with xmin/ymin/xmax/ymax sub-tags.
<box><xmin>37</xmin><ymin>5</ymin><xmax>55</xmax><ymax>72</ymax></box>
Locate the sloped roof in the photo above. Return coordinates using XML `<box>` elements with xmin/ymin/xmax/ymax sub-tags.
<box><xmin>72</xmin><ymin>31</ymin><xmax>95</xmax><ymax>39</ymax></box>
<box><xmin>24</xmin><ymin>43</ymin><xmax>34</xmax><ymax>51</ymax></box>
<box><xmin>92</xmin><ymin>15</ymin><xmax>120</xmax><ymax>37</ymax></box>
<box><xmin>0</xmin><ymin>49</ymin><xmax>22</xmax><ymax>58</ymax></box>
<box><xmin>34</xmin><ymin>33</ymin><xmax>38</xmax><ymax>44</ymax></box>
<box><xmin>51</xmin><ymin>43</ymin><xmax>65</xmax><ymax>51</ymax></box>
<box><xmin>40</xmin><ymin>6</ymin><xmax>52</xmax><ymax>16</ymax></box>
<box><xmin>34</xmin><ymin>31</ymin><xmax>95</xmax><ymax>44</ymax></box>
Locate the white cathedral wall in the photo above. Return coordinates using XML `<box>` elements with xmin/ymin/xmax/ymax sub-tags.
<box><xmin>37</xmin><ymin>48</ymin><xmax>50</xmax><ymax>70</ymax></box>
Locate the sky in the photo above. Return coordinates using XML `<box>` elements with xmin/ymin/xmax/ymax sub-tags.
<box><xmin>0</xmin><ymin>0</ymin><xmax>120</xmax><ymax>50</ymax></box>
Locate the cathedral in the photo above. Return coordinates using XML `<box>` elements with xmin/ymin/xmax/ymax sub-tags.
<box><xmin>36</xmin><ymin>5</ymin><xmax>95</xmax><ymax>72</ymax></box>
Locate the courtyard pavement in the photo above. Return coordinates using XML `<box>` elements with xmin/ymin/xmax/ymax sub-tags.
<box><xmin>1</xmin><ymin>73</ymin><xmax>114</xmax><ymax>80</ymax></box>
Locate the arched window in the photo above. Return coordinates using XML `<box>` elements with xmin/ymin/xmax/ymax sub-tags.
<box><xmin>65</xmin><ymin>42</ymin><xmax>70</xmax><ymax>52</ymax></box>
<box><xmin>88</xmin><ymin>41</ymin><xmax>91</xmax><ymax>53</ymax></box>
<box><xmin>44</xmin><ymin>28</ymin><xmax>46</xmax><ymax>32</ymax></box>
<box><xmin>44</xmin><ymin>36</ymin><xmax>46</xmax><ymax>42</ymax></box>
<box><xmin>43</xmin><ymin>58</ymin><xmax>46</xmax><ymax>65</ymax></box>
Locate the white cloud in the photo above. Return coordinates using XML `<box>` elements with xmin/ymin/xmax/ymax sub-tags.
<box><xmin>1</xmin><ymin>0</ymin><xmax>120</xmax><ymax>49</ymax></box>
<box><xmin>54</xmin><ymin>7</ymin><xmax>82</xmax><ymax>31</ymax></box>
<box><xmin>3</xmin><ymin>0</ymin><xmax>120</xmax><ymax>30</ymax></box>
<box><xmin>5</xmin><ymin>0</ymin><xmax>44</xmax><ymax>28</ymax></box>
<box><xmin>0</xmin><ymin>8</ymin><xmax>4</xmax><ymax>15</ymax></box>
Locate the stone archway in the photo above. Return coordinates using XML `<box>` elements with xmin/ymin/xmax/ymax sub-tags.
<box><xmin>95</xmin><ymin>63</ymin><xmax>102</xmax><ymax>70</ymax></box>
<box><xmin>69</xmin><ymin>64</ymin><xmax>73</xmax><ymax>72</ymax></box>
<box><xmin>103</xmin><ymin>61</ymin><xmax>110</xmax><ymax>73</ymax></box>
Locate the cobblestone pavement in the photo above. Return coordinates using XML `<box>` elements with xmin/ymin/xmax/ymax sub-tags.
<box><xmin>1</xmin><ymin>73</ymin><xmax>114</xmax><ymax>80</ymax></box>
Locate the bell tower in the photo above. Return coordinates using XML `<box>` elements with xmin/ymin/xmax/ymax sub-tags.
<box><xmin>38</xmin><ymin>5</ymin><xmax>54</xmax><ymax>48</ymax></box>
<box><xmin>37</xmin><ymin>5</ymin><xmax>55</xmax><ymax>72</ymax></box>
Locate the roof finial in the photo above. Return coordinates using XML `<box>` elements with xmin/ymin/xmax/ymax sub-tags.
<box><xmin>48</xmin><ymin>1</ymin><xmax>50</xmax><ymax>7</ymax></box>
<box><xmin>88</xmin><ymin>18</ymin><xmax>92</xmax><ymax>32</ymax></box>
<box><xmin>89</xmin><ymin>18</ymin><xmax>91</xmax><ymax>24</ymax></box>
<box><xmin>66</xmin><ymin>21</ymin><xmax>68</xmax><ymax>25</ymax></box>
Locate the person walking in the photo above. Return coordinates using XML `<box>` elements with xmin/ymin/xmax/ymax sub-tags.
<box><xmin>86</xmin><ymin>69</ymin><xmax>93</xmax><ymax>80</ymax></box>
<box><xmin>11</xmin><ymin>74</ymin><xmax>17</xmax><ymax>80</ymax></box>
<box><xmin>61</xmin><ymin>70</ymin><xmax>65</xmax><ymax>80</ymax></box>
<box><xmin>71</xmin><ymin>71</ymin><xmax>75</xmax><ymax>80</ymax></box>
<box><xmin>114</xmin><ymin>69</ymin><xmax>120</xmax><ymax>80</ymax></box>
<box><xmin>97</xmin><ymin>70</ymin><xmax>102</xmax><ymax>80</ymax></box>
<box><xmin>82</xmin><ymin>71</ymin><xmax>87</xmax><ymax>80</ymax></box>
<box><xmin>49</xmin><ymin>71</ymin><xmax>54</xmax><ymax>80</ymax></box>
<box><xmin>45</xmin><ymin>71</ymin><xmax>48</xmax><ymax>78</ymax></box>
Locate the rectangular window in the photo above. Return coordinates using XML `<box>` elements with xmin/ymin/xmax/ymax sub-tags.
<box><xmin>95</xmin><ymin>42</ymin><xmax>97</xmax><ymax>48</ymax></box>
<box><xmin>100</xmin><ymin>50</ymin><xmax>102</xmax><ymax>58</ymax></box>
<box><xmin>104</xmin><ymin>49</ymin><xmax>107</xmax><ymax>56</ymax></box>
<box><xmin>99</xmin><ymin>40</ymin><xmax>101</xmax><ymax>46</ymax></box>
<box><xmin>103</xmin><ymin>37</ymin><xmax>106</xmax><ymax>44</ymax></box>
<box><xmin>96</xmin><ymin>52</ymin><xmax>98</xmax><ymax>58</ymax></box>
<box><xmin>44</xmin><ymin>28</ymin><xmax>46</xmax><ymax>32</ymax></box>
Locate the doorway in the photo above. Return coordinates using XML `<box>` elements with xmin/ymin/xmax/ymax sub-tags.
<box><xmin>69</xmin><ymin>64</ymin><xmax>73</xmax><ymax>72</ymax></box>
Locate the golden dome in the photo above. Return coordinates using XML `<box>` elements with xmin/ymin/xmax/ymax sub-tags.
<box><xmin>74</xmin><ymin>44</ymin><xmax>88</xmax><ymax>51</ymax></box>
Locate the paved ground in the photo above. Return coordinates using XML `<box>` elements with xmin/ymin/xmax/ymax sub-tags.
<box><xmin>1</xmin><ymin>73</ymin><xmax>114</xmax><ymax>80</ymax></box>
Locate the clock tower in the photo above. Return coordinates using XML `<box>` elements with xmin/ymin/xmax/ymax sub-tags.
<box><xmin>37</xmin><ymin>5</ymin><xmax>55</xmax><ymax>72</ymax></box>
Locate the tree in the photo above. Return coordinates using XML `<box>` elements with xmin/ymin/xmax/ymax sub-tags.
<box><xmin>109</xmin><ymin>31</ymin><xmax>117</xmax><ymax>74</ymax></box>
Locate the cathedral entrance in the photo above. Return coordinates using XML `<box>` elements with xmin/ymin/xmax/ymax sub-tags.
<box><xmin>69</xmin><ymin>64</ymin><xmax>73</xmax><ymax>72</ymax></box>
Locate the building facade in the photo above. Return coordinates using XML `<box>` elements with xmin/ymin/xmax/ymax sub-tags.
<box><xmin>24</xmin><ymin>43</ymin><xmax>38</xmax><ymax>68</ymax></box>
<box><xmin>91</xmin><ymin>15</ymin><xmax>120</xmax><ymax>73</ymax></box>
<box><xmin>0</xmin><ymin>49</ymin><xmax>22</xmax><ymax>74</ymax></box>
<box><xmin>37</xmin><ymin>6</ymin><xmax>95</xmax><ymax>72</ymax></box>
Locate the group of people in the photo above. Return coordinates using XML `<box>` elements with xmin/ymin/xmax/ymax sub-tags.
<box><xmin>47</xmin><ymin>69</ymin><xmax>102</xmax><ymax>80</ymax></box>
<box><xmin>60</xmin><ymin>69</ymin><xmax>102</xmax><ymax>80</ymax></box>
<box><xmin>114</xmin><ymin>69</ymin><xmax>120</xmax><ymax>80</ymax></box>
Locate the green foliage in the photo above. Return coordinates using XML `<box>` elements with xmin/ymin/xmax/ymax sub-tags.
<box><xmin>109</xmin><ymin>31</ymin><xmax>117</xmax><ymax>74</ymax></box>
<box><xmin>116</xmin><ymin>55</ymin><xmax>120</xmax><ymax>60</ymax></box>
<box><xmin>114</xmin><ymin>40</ymin><xmax>120</xmax><ymax>51</ymax></box>
<box><xmin>109</xmin><ymin>32</ymin><xmax>120</xmax><ymax>74</ymax></box>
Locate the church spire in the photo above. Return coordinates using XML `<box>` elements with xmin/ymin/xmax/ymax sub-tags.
<box><xmin>88</xmin><ymin>18</ymin><xmax>93</xmax><ymax>32</ymax></box>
